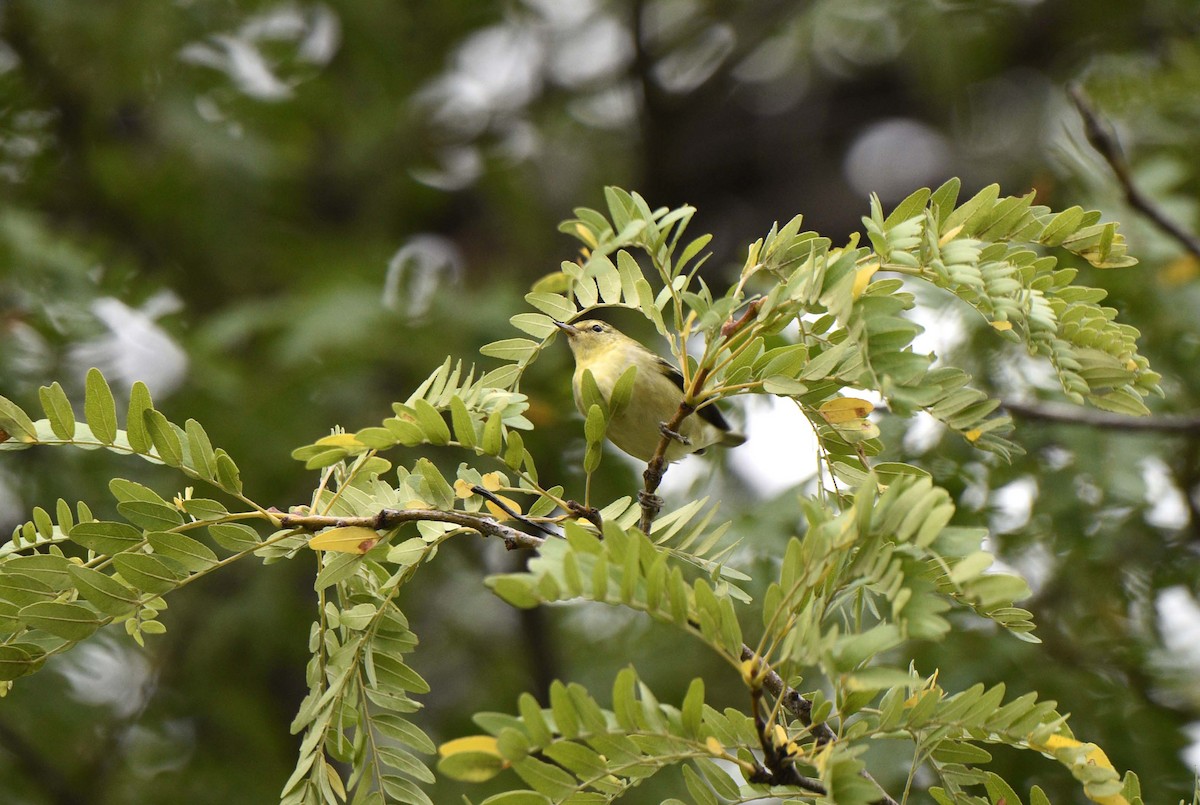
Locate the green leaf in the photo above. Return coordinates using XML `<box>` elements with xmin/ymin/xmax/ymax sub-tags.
<box><xmin>208</xmin><ymin>522</ymin><xmax>260</xmax><ymax>553</ymax></box>
<box><xmin>511</xmin><ymin>756</ymin><xmax>577</xmax><ymax>799</ymax></box>
<box><xmin>144</xmin><ymin>408</ymin><xmax>183</xmax><ymax>467</ymax></box>
<box><xmin>126</xmin><ymin>382</ymin><xmax>154</xmax><ymax>454</ymax></box>
<box><xmin>379</xmin><ymin>774</ymin><xmax>433</xmax><ymax>805</ymax></box>
<box><xmin>504</xmin><ymin>430</ymin><xmax>525</xmax><ymax>470</ymax></box>
<box><xmin>383</xmin><ymin>416</ymin><xmax>425</xmax><ymax>446</ymax></box>
<box><xmin>584</xmin><ymin>404</ymin><xmax>607</xmax><ymax>446</ymax></box>
<box><xmin>480</xmin><ymin>338</ymin><xmax>539</xmax><ymax>362</ymax></box>
<box><xmin>681</xmin><ymin>677</ymin><xmax>704</xmax><ymax>738</ymax></box>
<box><xmin>2</xmin><ymin>554</ymin><xmax>72</xmax><ymax>591</ymax></box>
<box><xmin>112</xmin><ymin>552</ymin><xmax>187</xmax><ymax>594</ymax></box>
<box><xmin>372</xmin><ymin>653</ymin><xmax>431</xmax><ymax>694</ymax></box>
<box><xmin>549</xmin><ymin>680</ymin><xmax>581</xmax><ymax>739</ymax></box>
<box><xmin>481</xmin><ymin>409</ymin><xmax>504</xmax><ymax>456</ymax></box>
<box><xmin>215</xmin><ymin>451</ymin><xmax>242</xmax><ymax>494</ymax></box>
<box><xmin>930</xmin><ymin>177</ymin><xmax>961</xmax><ymax>225</ymax></box>
<box><xmin>147</xmin><ymin>531</ymin><xmax>219</xmax><ymax>571</ymax></box>
<box><xmin>67</xmin><ymin>565</ymin><xmax>140</xmax><ymax>616</ymax></box>
<box><xmin>181</xmin><ymin>498</ymin><xmax>228</xmax><ymax>521</ymax></box>
<box><xmin>884</xmin><ymin>186</ymin><xmax>931</xmax><ymax>228</ymax></box>
<box><xmin>449</xmin><ymin>396</ymin><xmax>477</xmax><ymax>448</ymax></box>
<box><xmin>411</xmin><ymin>399</ymin><xmax>451</xmax><ymax>446</ymax></box>
<box><xmin>117</xmin><ymin>500</ymin><xmax>184</xmax><ymax>531</ymax></box>
<box><xmin>38</xmin><ymin>382</ymin><xmax>75</xmax><ymax>440</ymax></box>
<box><xmin>185</xmin><ymin>419</ymin><xmax>218</xmax><ymax>479</ymax></box>
<box><xmin>19</xmin><ymin>601</ymin><xmax>103</xmax><ymax>641</ymax></box>
<box><xmin>373</xmin><ymin>714</ymin><xmax>435</xmax><ymax>754</ymax></box>
<box><xmin>509</xmin><ymin>312</ymin><xmax>558</xmax><ymax>338</ymax></box>
<box><xmin>0</xmin><ymin>396</ymin><xmax>37</xmax><ymax>443</ymax></box>
<box><xmin>0</xmin><ymin>645</ymin><xmax>44</xmax><ymax>681</ymax></box>
<box><xmin>608</xmin><ymin>365</ymin><xmax>638</xmax><ymax>415</ymax></box>
<box><xmin>932</xmin><ymin>740</ymin><xmax>993</xmax><ymax>764</ymax></box>
<box><xmin>682</xmin><ymin>764</ymin><xmax>720</xmax><ymax>805</ymax></box>
<box><xmin>693</xmin><ymin>757</ymin><xmax>740</xmax><ymax>799</ymax></box>
<box><xmin>70</xmin><ymin>520</ymin><xmax>144</xmax><ymax>554</ymax></box>
<box><xmin>415</xmin><ymin>458</ymin><xmax>455</xmax><ymax>508</ymax></box>
<box><xmin>84</xmin><ymin>368</ymin><xmax>118</xmax><ymax>445</ymax></box>
<box><xmin>515</xmin><ymin>692</ymin><xmax>552</xmax><ymax>747</ymax></box>
<box><xmin>525</xmin><ymin>291</ymin><xmax>576</xmax><ymax>321</ymax></box>
<box><xmin>489</xmin><ymin>575</ymin><xmax>540</xmax><ymax>609</ymax></box>
<box><xmin>478</xmin><ymin>792</ymin><xmax>552</xmax><ymax>805</ymax></box>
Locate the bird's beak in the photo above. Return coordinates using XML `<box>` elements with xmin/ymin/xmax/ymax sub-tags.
<box><xmin>554</xmin><ymin>320</ymin><xmax>577</xmax><ymax>337</ymax></box>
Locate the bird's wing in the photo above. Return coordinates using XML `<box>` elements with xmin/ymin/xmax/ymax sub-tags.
<box><xmin>659</xmin><ymin>357</ymin><xmax>735</xmax><ymax>432</ymax></box>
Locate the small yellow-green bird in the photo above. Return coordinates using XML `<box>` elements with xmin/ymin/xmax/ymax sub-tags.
<box><xmin>555</xmin><ymin>319</ymin><xmax>746</xmax><ymax>462</ymax></box>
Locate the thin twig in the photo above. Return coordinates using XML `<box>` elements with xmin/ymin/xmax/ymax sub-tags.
<box><xmin>470</xmin><ymin>485</ymin><xmax>560</xmax><ymax>538</ymax></box>
<box><xmin>1068</xmin><ymin>83</ymin><xmax>1200</xmax><ymax>259</ymax></box>
<box><xmin>276</xmin><ymin>509</ymin><xmax>546</xmax><ymax>551</ymax></box>
<box><xmin>1003</xmin><ymin>398</ymin><xmax>1200</xmax><ymax>434</ymax></box>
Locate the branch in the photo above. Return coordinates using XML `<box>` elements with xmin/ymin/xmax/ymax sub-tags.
<box><xmin>1068</xmin><ymin>84</ymin><xmax>1200</xmax><ymax>260</ymax></box>
<box><xmin>740</xmin><ymin>646</ymin><xmax>900</xmax><ymax>805</ymax></box>
<box><xmin>638</xmin><ymin>401</ymin><xmax>694</xmax><ymax>533</ymax></box>
<box><xmin>276</xmin><ymin>509</ymin><xmax>547</xmax><ymax>551</ymax></box>
<box><xmin>1003</xmin><ymin>398</ymin><xmax>1200</xmax><ymax>434</ymax></box>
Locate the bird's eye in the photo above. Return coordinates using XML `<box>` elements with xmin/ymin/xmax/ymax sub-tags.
<box><xmin>591</xmin><ymin>324</ymin><xmax>604</xmax><ymax>333</ymax></box>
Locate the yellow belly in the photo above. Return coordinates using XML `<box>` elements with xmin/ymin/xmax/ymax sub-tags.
<box><xmin>574</xmin><ymin>362</ymin><xmax>722</xmax><ymax>462</ymax></box>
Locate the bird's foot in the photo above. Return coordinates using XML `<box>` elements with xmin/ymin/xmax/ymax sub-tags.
<box><xmin>637</xmin><ymin>491</ymin><xmax>664</xmax><ymax>517</ymax></box>
<box><xmin>565</xmin><ymin>500</ymin><xmax>603</xmax><ymax>532</ymax></box>
<box><xmin>658</xmin><ymin>423</ymin><xmax>690</xmax><ymax>445</ymax></box>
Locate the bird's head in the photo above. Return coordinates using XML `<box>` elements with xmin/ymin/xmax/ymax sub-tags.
<box><xmin>554</xmin><ymin>319</ymin><xmax>629</xmax><ymax>362</ymax></box>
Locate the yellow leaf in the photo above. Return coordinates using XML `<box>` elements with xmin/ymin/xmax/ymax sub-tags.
<box><xmin>738</xmin><ymin>658</ymin><xmax>759</xmax><ymax>685</ymax></box>
<box><xmin>1029</xmin><ymin>734</ymin><xmax>1127</xmax><ymax>805</ymax></box>
<box><xmin>308</xmin><ymin>526</ymin><xmax>379</xmax><ymax>554</ymax></box>
<box><xmin>705</xmin><ymin>736</ymin><xmax>725</xmax><ymax>757</ymax></box>
<box><xmin>439</xmin><ymin>735</ymin><xmax>502</xmax><ymax>758</ymax></box>
<box><xmin>323</xmin><ymin>759</ymin><xmax>347</xmax><ymax>801</ymax></box>
<box><xmin>480</xmin><ymin>471</ymin><xmax>503</xmax><ymax>491</ymax></box>
<box><xmin>1032</xmin><ymin>735</ymin><xmax>1114</xmax><ymax>770</ymax></box>
<box><xmin>485</xmin><ymin>494</ymin><xmax>522</xmax><ymax>520</ymax></box>
<box><xmin>938</xmin><ymin>223</ymin><xmax>964</xmax><ymax>246</ymax></box>
<box><xmin>316</xmin><ymin>433</ymin><xmax>366</xmax><ymax>449</ymax></box>
<box><xmin>818</xmin><ymin>397</ymin><xmax>875</xmax><ymax>424</ymax></box>
<box><xmin>453</xmin><ymin>479</ymin><xmax>475</xmax><ymax>499</ymax></box>
<box><xmin>574</xmin><ymin>222</ymin><xmax>598</xmax><ymax>249</ymax></box>
<box><xmin>991</xmin><ymin>320</ymin><xmax>1013</xmax><ymax>331</ymax></box>
<box><xmin>811</xmin><ymin>742</ymin><xmax>833</xmax><ymax>774</ymax></box>
<box><xmin>531</xmin><ymin>271</ymin><xmax>571</xmax><ymax>294</ymax></box>
<box><xmin>405</xmin><ymin>498</ymin><xmax>431</xmax><ymax>509</ymax></box>
<box><xmin>772</xmin><ymin>724</ymin><xmax>788</xmax><ymax>747</ymax></box>
<box><xmin>964</xmin><ymin>428</ymin><xmax>983</xmax><ymax>443</ymax></box>
<box><xmin>852</xmin><ymin>262</ymin><xmax>880</xmax><ymax>299</ymax></box>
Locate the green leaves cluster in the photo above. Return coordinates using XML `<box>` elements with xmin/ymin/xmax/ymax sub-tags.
<box><xmin>0</xmin><ymin>184</ymin><xmax>1160</xmax><ymax>803</ymax></box>
<box><xmin>283</xmin><ymin>546</ymin><xmax>435</xmax><ymax>805</ymax></box>
<box><xmin>862</xmin><ymin>182</ymin><xmax>1160</xmax><ymax>415</ymax></box>
<box><xmin>0</xmin><ymin>369</ymin><xmax>252</xmax><ymax>679</ymax></box>
<box><xmin>441</xmin><ymin>669</ymin><xmax>772</xmax><ymax>805</ymax></box>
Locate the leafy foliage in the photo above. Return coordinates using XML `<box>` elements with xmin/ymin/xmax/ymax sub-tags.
<box><xmin>0</xmin><ymin>185</ymin><xmax>1163</xmax><ymax>803</ymax></box>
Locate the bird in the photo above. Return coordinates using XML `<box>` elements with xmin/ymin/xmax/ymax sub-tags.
<box><xmin>555</xmin><ymin>319</ymin><xmax>746</xmax><ymax>462</ymax></box>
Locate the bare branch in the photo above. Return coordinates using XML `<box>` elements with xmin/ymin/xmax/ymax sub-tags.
<box><xmin>276</xmin><ymin>508</ymin><xmax>547</xmax><ymax>551</ymax></box>
<box><xmin>1069</xmin><ymin>84</ymin><xmax>1200</xmax><ymax>259</ymax></box>
<box><xmin>1003</xmin><ymin>398</ymin><xmax>1200</xmax><ymax>434</ymax></box>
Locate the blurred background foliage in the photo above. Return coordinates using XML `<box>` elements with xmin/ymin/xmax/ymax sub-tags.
<box><xmin>2</xmin><ymin>0</ymin><xmax>1200</xmax><ymax>802</ymax></box>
